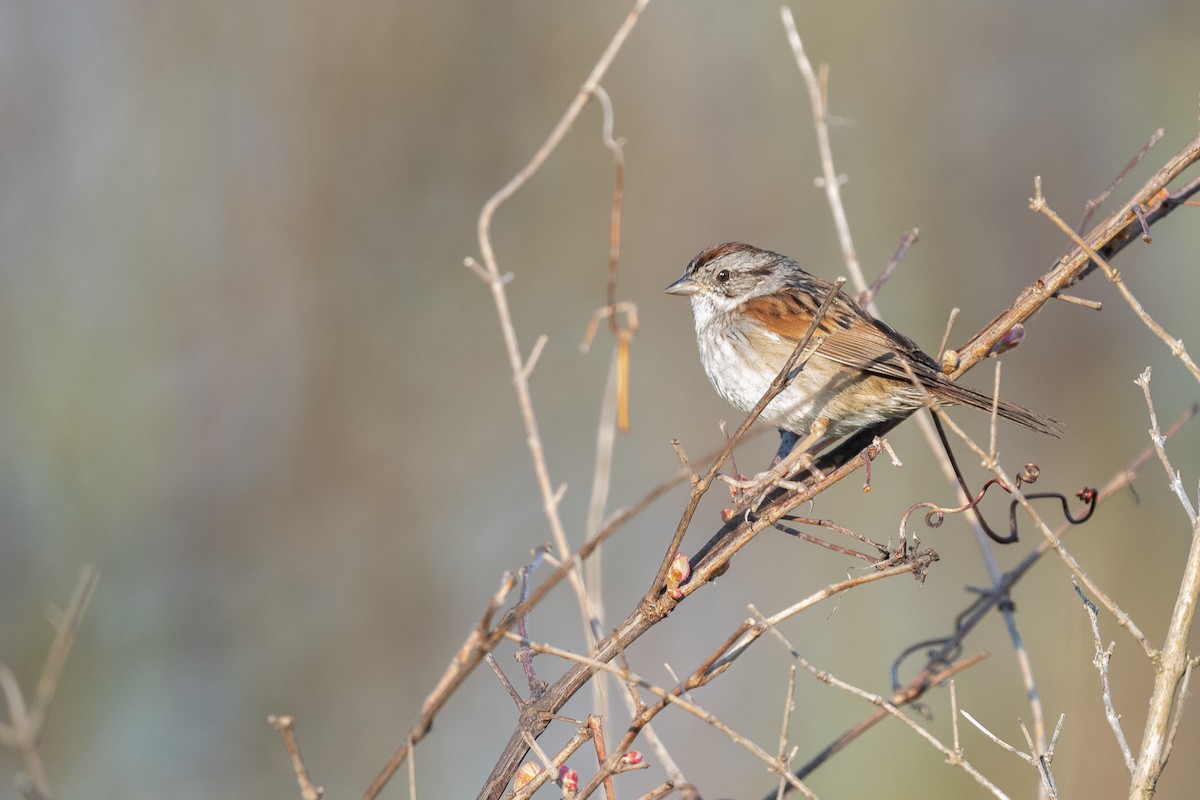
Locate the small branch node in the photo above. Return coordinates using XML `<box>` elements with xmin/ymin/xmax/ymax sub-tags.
<box><xmin>521</xmin><ymin>335</ymin><xmax>549</xmax><ymax>380</ymax></box>
<box><xmin>1051</xmin><ymin>292</ymin><xmax>1103</xmax><ymax>310</ymax></box>
<box><xmin>269</xmin><ymin>715</ymin><xmax>325</xmax><ymax>800</ymax></box>
<box><xmin>464</xmin><ymin>256</ymin><xmax>490</xmax><ymax>282</ymax></box>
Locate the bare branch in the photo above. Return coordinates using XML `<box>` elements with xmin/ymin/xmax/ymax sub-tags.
<box><xmin>360</xmin><ymin>569</ymin><xmax>514</xmax><ymax>799</ymax></box>
<box><xmin>0</xmin><ymin>565</ymin><xmax>99</xmax><ymax>800</ymax></box>
<box><xmin>859</xmin><ymin>228</ymin><xmax>919</xmax><ymax>307</ymax></box>
<box><xmin>950</xmin><ymin>131</ymin><xmax>1200</xmax><ymax>376</ymax></box>
<box><xmin>1135</xmin><ymin>367</ymin><xmax>1198</xmax><ymax>524</ymax></box>
<box><xmin>511</xmin><ymin>635</ymin><xmax>819</xmax><ymax>800</ymax></box>
<box><xmin>775</xmin><ymin>666</ymin><xmax>798</xmax><ymax>800</ymax></box>
<box><xmin>1073</xmin><ymin>583</ymin><xmax>1135</xmax><ymax>773</ymax></box>
<box><xmin>780</xmin><ymin>6</ymin><xmax>866</xmax><ymax>297</ymax></box>
<box><xmin>958</xmin><ymin>710</ymin><xmax>1058</xmax><ymax>798</ymax></box>
<box><xmin>269</xmin><ymin>716</ymin><xmax>325</xmax><ymax>800</ymax></box>
<box><xmin>1077</xmin><ymin>128</ymin><xmax>1164</xmax><ymax>232</ymax></box>
<box><xmin>1031</xmin><ymin>179</ymin><xmax>1200</xmax><ymax>385</ymax></box>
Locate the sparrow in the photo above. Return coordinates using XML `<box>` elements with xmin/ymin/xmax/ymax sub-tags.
<box><xmin>665</xmin><ymin>243</ymin><xmax>1058</xmax><ymax>453</ymax></box>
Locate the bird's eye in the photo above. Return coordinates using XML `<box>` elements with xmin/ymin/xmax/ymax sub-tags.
<box><xmin>716</xmin><ymin>269</ymin><xmax>731</xmax><ymax>283</ymax></box>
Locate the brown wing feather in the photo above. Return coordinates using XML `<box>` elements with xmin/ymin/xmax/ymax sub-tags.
<box><xmin>741</xmin><ymin>287</ymin><xmax>939</xmax><ymax>379</ymax></box>
<box><xmin>741</xmin><ymin>287</ymin><xmax>1061</xmax><ymax>436</ymax></box>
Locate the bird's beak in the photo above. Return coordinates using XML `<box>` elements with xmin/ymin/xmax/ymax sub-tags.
<box><xmin>664</xmin><ymin>275</ymin><xmax>701</xmax><ymax>296</ymax></box>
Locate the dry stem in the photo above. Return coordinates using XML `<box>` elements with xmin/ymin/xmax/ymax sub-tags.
<box><xmin>0</xmin><ymin>565</ymin><xmax>98</xmax><ymax>800</ymax></box>
<box><xmin>357</xmin><ymin>7</ymin><xmax>1200</xmax><ymax>797</ymax></box>
<box><xmin>269</xmin><ymin>716</ymin><xmax>325</xmax><ymax>800</ymax></box>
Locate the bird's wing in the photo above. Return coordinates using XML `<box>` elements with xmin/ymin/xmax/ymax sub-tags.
<box><xmin>740</xmin><ymin>288</ymin><xmax>941</xmax><ymax>382</ymax></box>
<box><xmin>740</xmin><ymin>287</ymin><xmax>1061</xmax><ymax>435</ymax></box>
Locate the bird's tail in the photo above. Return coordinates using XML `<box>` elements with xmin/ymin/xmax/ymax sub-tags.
<box><xmin>930</xmin><ymin>379</ymin><xmax>1061</xmax><ymax>437</ymax></box>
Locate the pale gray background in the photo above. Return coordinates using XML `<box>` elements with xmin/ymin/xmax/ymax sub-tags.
<box><xmin>2</xmin><ymin>1</ymin><xmax>1199</xmax><ymax>798</ymax></box>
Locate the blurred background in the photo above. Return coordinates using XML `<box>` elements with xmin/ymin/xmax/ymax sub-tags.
<box><xmin>2</xmin><ymin>1</ymin><xmax>1200</xmax><ymax>798</ymax></box>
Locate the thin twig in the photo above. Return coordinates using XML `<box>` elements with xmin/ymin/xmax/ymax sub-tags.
<box><xmin>439</xmin><ymin>430</ymin><xmax>770</xmax><ymax>799</ymax></box>
<box><xmin>636</xmin><ymin>783</ymin><xmax>680</xmax><ymax>800</ymax></box>
<box><xmin>779</xmin><ymin>650</ymin><xmax>1006</xmax><ymax>800</ymax></box>
<box><xmin>774</xmin><ymin>666</ymin><xmax>798</xmax><ymax>800</ymax></box>
<box><xmin>486</xmin><ymin>654</ymin><xmax>524</xmax><ymax>709</ymax></box>
<box><xmin>952</xmin><ymin>131</ymin><xmax>1200</xmax><ymax>376</ymax></box>
<box><xmin>782</xmin><ymin>357</ymin><xmax>1185</xmax><ymax>796</ymax></box>
<box><xmin>888</xmin><ymin>399</ymin><xmax>1197</xmax><ymax>737</ymax></box>
<box><xmin>1161</xmin><ymin>659</ymin><xmax>1194</xmax><ymax>768</ymax></box>
<box><xmin>1077</xmin><ymin>128</ymin><xmax>1164</xmax><ymax>232</ymax></box>
<box><xmin>512</xmin><ymin>635</ymin><xmax>818</xmax><ymax>800</ymax></box>
<box><xmin>594</xmin><ymin>85</ymin><xmax>625</xmax><ymax>332</ymax></box>
<box><xmin>771</xmin><ymin>519</ymin><xmax>884</xmax><ymax>563</ymax></box>
<box><xmin>1134</xmin><ymin>367</ymin><xmax>1197</xmax><ymax>523</ymax></box>
<box><xmin>986</xmin><ymin>461</ymin><xmax>1198</xmax><ymax>800</ymax></box>
<box><xmin>516</xmin><ymin>545</ymin><xmax>551</xmax><ymax>698</ymax></box>
<box><xmin>1050</xmin><ymin>292</ymin><xmax>1102</xmax><ymax>310</ymax></box>
<box><xmin>1031</xmin><ymin>178</ymin><xmax>1200</xmax><ymax>385</ymax></box>
<box><xmin>937</xmin><ymin>308</ymin><xmax>961</xmax><ymax>366</ymax></box>
<box><xmin>0</xmin><ymin>565</ymin><xmax>99</xmax><ymax>800</ymax></box>
<box><xmin>934</xmin><ymin>398</ymin><xmax>1155</xmax><ymax>656</ymax></box>
<box><xmin>508</xmin><ymin>719</ymin><xmax>597</xmax><ymax>800</ymax></box>
<box><xmin>1073</xmin><ymin>583</ymin><xmax>1135</xmax><ymax>773</ymax></box>
<box><xmin>780</xmin><ymin>7</ymin><xmax>867</xmax><ymax>298</ymax></box>
<box><xmin>587</xmin><ymin>716</ymin><xmax>618</xmax><ymax>800</ymax></box>
<box><xmin>407</xmin><ymin>732</ymin><xmax>417</xmax><ymax>800</ymax></box>
<box><xmin>1125</xmin><ymin>381</ymin><xmax>1200</xmax><ymax>799</ymax></box>
<box><xmin>361</xmin><ymin>569</ymin><xmax>515</xmax><ymax>799</ymax></box>
<box><xmin>950</xmin><ymin>681</ymin><xmax>962</xmax><ymax>755</ymax></box>
<box><xmin>467</xmin><ymin>0</ymin><xmax>649</xmax><ymax>741</ymax></box>
<box><xmin>511</xmin><ymin>530</ymin><xmax>924</xmax><ymax>799</ymax></box>
<box><xmin>959</xmin><ymin>709</ymin><xmax>1058</xmax><ymax>798</ymax></box>
<box><xmin>29</xmin><ymin>566</ymin><xmax>97</xmax><ymax>735</ymax></box>
<box><xmin>592</xmin><ymin>84</ymin><xmax>636</xmax><ymax>433</ymax></box>
<box><xmin>859</xmin><ymin>228</ymin><xmax>919</xmax><ymax>307</ymax></box>
<box><xmin>437</xmin><ymin>4</ymin><xmax>652</xmax><ymax>797</ymax></box>
<box><xmin>779</xmin><ymin>6</ymin><xmax>1058</xmax><ymax>768</ymax></box>
<box><xmin>707</xmin><ymin>556</ymin><xmax>939</xmax><ymax>681</ymax></box>
<box><xmin>269</xmin><ymin>716</ymin><xmax>325</xmax><ymax>800</ymax></box>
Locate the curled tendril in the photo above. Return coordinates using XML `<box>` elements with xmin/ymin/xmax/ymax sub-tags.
<box><xmin>891</xmin><ymin>634</ymin><xmax>962</xmax><ymax>692</ymax></box>
<box><xmin>900</xmin><ymin>463</ymin><xmax>1098</xmax><ymax>545</ymax></box>
<box><xmin>891</xmin><ymin>583</ymin><xmax>994</xmax><ymax>690</ymax></box>
<box><xmin>890</xmin><ymin>483</ymin><xmax>1101</xmax><ymax>690</ymax></box>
